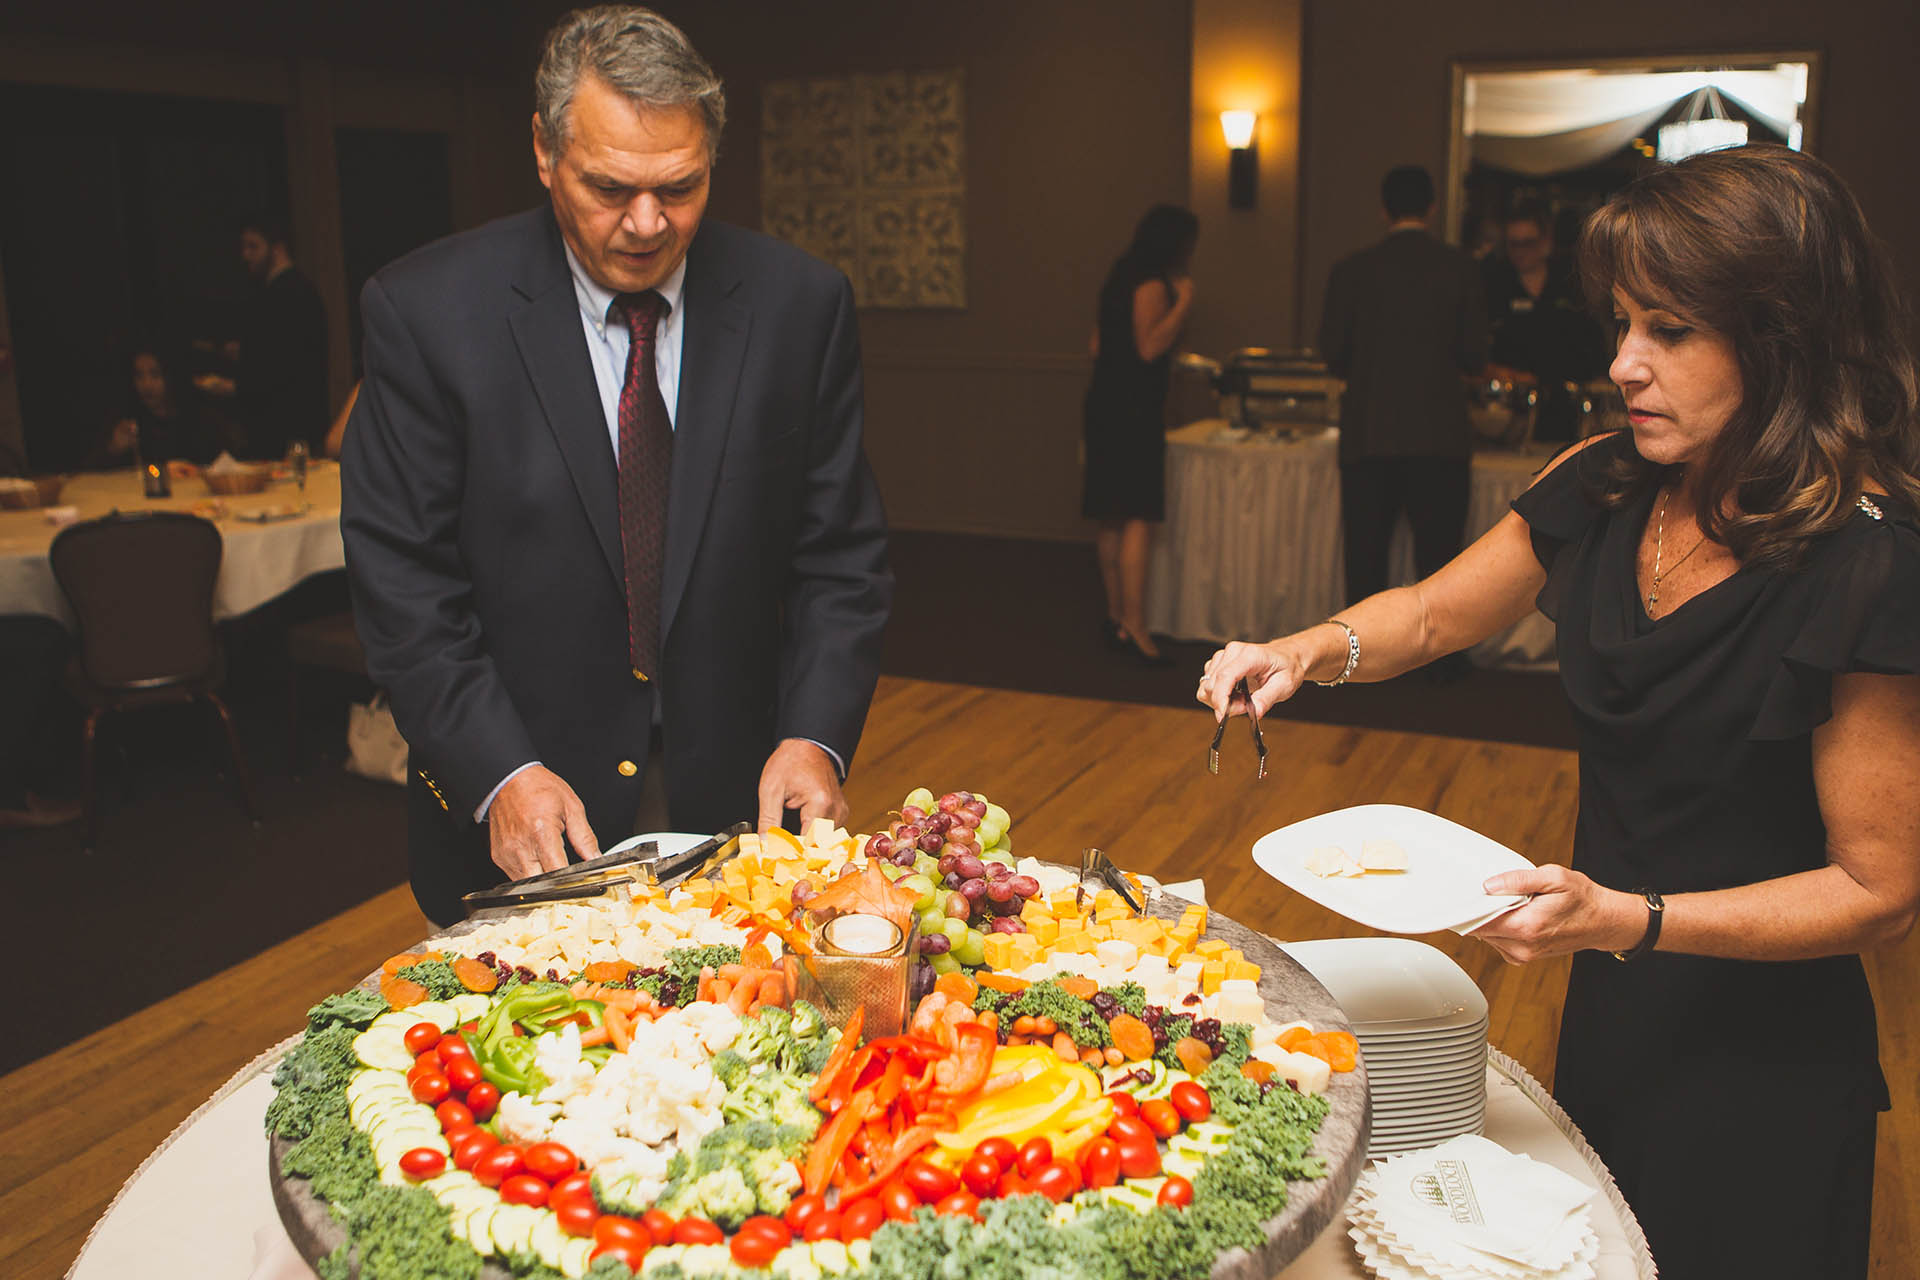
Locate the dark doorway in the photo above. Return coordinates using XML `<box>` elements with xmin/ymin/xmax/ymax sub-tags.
<box><xmin>335</xmin><ymin>126</ymin><xmax>453</xmax><ymax>378</ymax></box>
<box><xmin>0</xmin><ymin>83</ymin><xmax>287</xmax><ymax>471</ymax></box>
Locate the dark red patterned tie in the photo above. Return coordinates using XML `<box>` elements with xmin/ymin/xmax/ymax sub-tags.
<box><xmin>608</xmin><ymin>290</ymin><xmax>671</xmax><ymax>680</ymax></box>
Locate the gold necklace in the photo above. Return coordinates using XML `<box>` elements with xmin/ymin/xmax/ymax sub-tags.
<box><xmin>1647</xmin><ymin>484</ymin><xmax>1707</xmax><ymax>610</ymax></box>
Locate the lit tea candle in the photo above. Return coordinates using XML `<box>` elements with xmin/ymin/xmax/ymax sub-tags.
<box><xmin>821</xmin><ymin>913</ymin><xmax>902</xmax><ymax>957</ymax></box>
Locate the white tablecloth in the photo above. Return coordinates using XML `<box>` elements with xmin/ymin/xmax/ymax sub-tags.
<box><xmin>1145</xmin><ymin>422</ymin><xmax>1557</xmax><ymax>667</ymax></box>
<box><xmin>0</xmin><ymin>463</ymin><xmax>345</xmax><ymax>627</ymax></box>
<box><xmin>67</xmin><ymin>1042</ymin><xmax>1654</xmax><ymax>1280</ymax></box>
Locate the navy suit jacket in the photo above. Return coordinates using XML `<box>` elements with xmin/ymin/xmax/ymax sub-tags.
<box><xmin>341</xmin><ymin>207</ymin><xmax>892</xmax><ymax>924</ymax></box>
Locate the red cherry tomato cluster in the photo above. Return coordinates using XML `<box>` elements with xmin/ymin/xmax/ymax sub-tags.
<box><xmin>400</xmin><ymin>1020</ymin><xmax>519</xmax><ymax>1187</ymax></box>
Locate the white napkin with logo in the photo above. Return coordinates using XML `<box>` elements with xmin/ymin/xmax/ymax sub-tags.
<box><xmin>1366</xmin><ymin>1134</ymin><xmax>1595</xmax><ymax>1269</ymax></box>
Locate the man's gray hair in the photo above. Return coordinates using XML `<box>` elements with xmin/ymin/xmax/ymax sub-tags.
<box><xmin>535</xmin><ymin>6</ymin><xmax>726</xmax><ymax>159</ymax></box>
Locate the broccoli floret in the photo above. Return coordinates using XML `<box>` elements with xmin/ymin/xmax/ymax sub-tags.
<box><xmin>721</xmin><ymin>1069</ymin><xmax>823</xmax><ymax>1136</ymax></box>
<box><xmin>659</xmin><ymin>1164</ymin><xmax>756</xmax><ymax>1229</ymax></box>
<box><xmin>787</xmin><ymin>999</ymin><xmax>826</xmax><ymax>1041</ymax></box>
<box><xmin>734</xmin><ymin>1004</ymin><xmax>792</xmax><ymax>1057</ymax></box>
<box><xmin>660</xmin><ymin>1120</ymin><xmax>810</xmax><ymax>1225</ymax></box>
<box><xmin>306</xmin><ymin>989</ymin><xmax>388</xmax><ymax>1031</ymax></box>
<box><xmin>1098</xmin><ymin>982</ymin><xmax>1148</xmax><ymax>1019</ymax></box>
<box><xmin>393</xmin><ymin>959</ymin><xmax>467</xmax><ymax>1001</ymax></box>
<box><xmin>710</xmin><ymin>1048</ymin><xmax>751</xmax><ymax>1090</ymax></box>
<box><xmin>972</xmin><ymin>979</ymin><xmax>1111</xmax><ymax>1048</ymax></box>
<box><xmin>265</xmin><ymin>1023</ymin><xmax>360</xmax><ymax>1140</ymax></box>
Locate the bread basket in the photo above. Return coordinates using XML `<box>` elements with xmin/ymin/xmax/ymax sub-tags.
<box><xmin>203</xmin><ymin>465</ymin><xmax>271</xmax><ymax>496</ymax></box>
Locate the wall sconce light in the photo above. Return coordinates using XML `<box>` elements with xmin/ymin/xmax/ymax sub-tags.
<box><xmin>1220</xmin><ymin>110</ymin><xmax>1257</xmax><ymax>209</ymax></box>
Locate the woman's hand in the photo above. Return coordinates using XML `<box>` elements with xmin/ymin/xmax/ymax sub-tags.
<box><xmin>108</xmin><ymin>419</ymin><xmax>139</xmax><ymax>455</ymax></box>
<box><xmin>1472</xmin><ymin>865</ymin><xmax>1645</xmax><ymax>964</ymax></box>
<box><xmin>1196</xmin><ymin>638</ymin><xmax>1311</xmax><ymax>721</ymax></box>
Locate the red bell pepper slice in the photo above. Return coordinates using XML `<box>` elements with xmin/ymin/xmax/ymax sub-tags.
<box><xmin>807</xmin><ymin>1007</ymin><xmax>865</xmax><ymax>1105</ymax></box>
<box><xmin>804</xmin><ymin>1086</ymin><xmax>873</xmax><ymax>1196</ymax></box>
<box><xmin>837</xmin><ymin>1124</ymin><xmax>940</xmax><ymax>1202</ymax></box>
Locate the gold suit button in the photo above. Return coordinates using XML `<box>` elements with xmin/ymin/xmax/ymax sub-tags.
<box><xmin>632</xmin><ymin>668</ymin><xmax>649</xmax><ymax>682</ymax></box>
<box><xmin>618</xmin><ymin>760</ymin><xmax>638</xmax><ymax>777</ymax></box>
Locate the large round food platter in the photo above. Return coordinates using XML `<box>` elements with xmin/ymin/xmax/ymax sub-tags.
<box><xmin>268</xmin><ymin>797</ymin><xmax>1370</xmax><ymax>1280</ymax></box>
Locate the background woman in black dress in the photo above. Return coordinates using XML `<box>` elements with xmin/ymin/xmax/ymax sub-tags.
<box><xmin>1197</xmin><ymin>146</ymin><xmax>1920</xmax><ymax>1278</ymax></box>
<box><xmin>1083</xmin><ymin>204</ymin><xmax>1198</xmax><ymax>666</ymax></box>
<box><xmin>91</xmin><ymin>344</ymin><xmax>222</xmax><ymax>470</ymax></box>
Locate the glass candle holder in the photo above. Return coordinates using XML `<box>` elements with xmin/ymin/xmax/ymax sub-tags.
<box><xmin>792</xmin><ymin>912</ymin><xmax>920</xmax><ymax>1040</ymax></box>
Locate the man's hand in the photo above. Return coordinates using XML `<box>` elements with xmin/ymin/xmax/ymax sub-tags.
<box><xmin>757</xmin><ymin>739</ymin><xmax>849</xmax><ymax>835</ymax></box>
<box><xmin>487</xmin><ymin>765</ymin><xmax>600</xmax><ymax>880</ymax></box>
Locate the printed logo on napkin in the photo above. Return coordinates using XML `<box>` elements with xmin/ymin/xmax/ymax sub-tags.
<box><xmin>1369</xmin><ymin>1135</ymin><xmax>1594</xmax><ymax>1269</ymax></box>
<box><xmin>1410</xmin><ymin>1161</ymin><xmax>1484</xmax><ymax>1225</ymax></box>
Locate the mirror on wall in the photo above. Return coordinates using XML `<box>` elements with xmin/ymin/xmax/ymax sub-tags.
<box><xmin>1444</xmin><ymin>53</ymin><xmax>1820</xmax><ymax>258</ymax></box>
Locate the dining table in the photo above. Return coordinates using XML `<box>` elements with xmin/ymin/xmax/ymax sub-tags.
<box><xmin>1144</xmin><ymin>422</ymin><xmax>1557</xmax><ymax>668</ymax></box>
<box><xmin>0</xmin><ymin>462</ymin><xmax>345</xmax><ymax>628</ymax></box>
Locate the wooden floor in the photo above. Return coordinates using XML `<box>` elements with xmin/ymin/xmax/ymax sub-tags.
<box><xmin>3</xmin><ymin>675</ymin><xmax>1912</xmax><ymax>1278</ymax></box>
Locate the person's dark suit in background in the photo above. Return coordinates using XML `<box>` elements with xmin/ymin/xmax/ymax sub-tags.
<box><xmin>342</xmin><ymin>7</ymin><xmax>891</xmax><ymax>925</ymax></box>
<box><xmin>235</xmin><ymin>212</ymin><xmax>329</xmax><ymax>460</ymax></box>
<box><xmin>1319</xmin><ymin>165</ymin><xmax>1487</xmax><ymax>614</ymax></box>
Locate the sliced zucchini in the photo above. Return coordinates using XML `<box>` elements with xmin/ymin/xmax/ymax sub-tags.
<box><xmin>449</xmin><ymin>993</ymin><xmax>493</xmax><ymax>1023</ymax></box>
<box><xmin>345</xmin><ymin>1068</ymin><xmax>408</xmax><ymax>1102</ymax></box>
<box><xmin>490</xmin><ymin>1203</ymin><xmax>543</xmax><ymax>1257</ymax></box>
<box><xmin>807</xmin><ymin>1240</ymin><xmax>850</xmax><ymax>1274</ymax></box>
<box><xmin>352</xmin><ymin>1025</ymin><xmax>416</xmax><ymax>1072</ymax></box>
<box><xmin>440</xmin><ymin>1185</ymin><xmax>498</xmax><ymax>1218</ymax></box>
<box><xmin>560</xmin><ymin>1236</ymin><xmax>594</xmax><ymax>1278</ymax></box>
<box><xmin>459</xmin><ymin>1204</ymin><xmax>499</xmax><ymax>1255</ymax></box>
<box><xmin>1137</xmin><ymin>1067</ymin><xmax>1187</xmax><ymax>1101</ymax></box>
<box><xmin>406</xmin><ymin>1000</ymin><xmax>459</xmax><ymax>1031</ymax></box>
<box><xmin>529</xmin><ymin>1212</ymin><xmax>568</xmax><ymax>1268</ymax></box>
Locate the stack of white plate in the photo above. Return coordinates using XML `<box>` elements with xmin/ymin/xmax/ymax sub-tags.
<box><xmin>1280</xmin><ymin>938</ymin><xmax>1489</xmax><ymax>1157</ymax></box>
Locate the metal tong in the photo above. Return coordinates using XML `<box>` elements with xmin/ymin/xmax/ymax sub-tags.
<box><xmin>461</xmin><ymin>821</ymin><xmax>754</xmax><ymax>912</ymax></box>
<box><xmin>1207</xmin><ymin>679</ymin><xmax>1268</xmax><ymax>780</ymax></box>
<box><xmin>1076</xmin><ymin>846</ymin><xmax>1145</xmax><ymax>916</ymax></box>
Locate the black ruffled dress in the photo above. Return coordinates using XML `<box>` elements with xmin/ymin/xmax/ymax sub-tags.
<box><xmin>1510</xmin><ymin>431</ymin><xmax>1917</xmax><ymax>1279</ymax></box>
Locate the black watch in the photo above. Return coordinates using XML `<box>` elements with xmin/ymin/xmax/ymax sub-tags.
<box><xmin>1611</xmin><ymin>889</ymin><xmax>1664</xmax><ymax>962</ymax></box>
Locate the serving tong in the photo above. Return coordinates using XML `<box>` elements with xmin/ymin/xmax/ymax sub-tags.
<box><xmin>1207</xmin><ymin>679</ymin><xmax>1268</xmax><ymax>780</ymax></box>
<box><xmin>1076</xmin><ymin>846</ymin><xmax>1145</xmax><ymax>916</ymax></box>
<box><xmin>461</xmin><ymin>820</ymin><xmax>754</xmax><ymax>912</ymax></box>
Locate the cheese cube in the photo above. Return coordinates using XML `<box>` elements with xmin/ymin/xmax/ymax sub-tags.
<box><xmin>1194</xmin><ymin>939</ymin><xmax>1230</xmax><ymax>960</ymax></box>
<box><xmin>1020</xmin><ymin>899</ymin><xmax>1052</xmax><ymax>924</ymax></box>
<box><xmin>1200</xmin><ymin>961</ymin><xmax>1226</xmax><ymax>994</ymax></box>
<box><xmin>982</xmin><ymin>934</ymin><xmax>1013</xmax><ymax>969</ymax></box>
<box><xmin>1094</xmin><ymin>939</ymin><xmax>1140</xmax><ymax>969</ymax></box>
<box><xmin>1008</xmin><ymin>934</ymin><xmax>1042</xmax><ymax>965</ymax></box>
<box><xmin>1027</xmin><ymin>917</ymin><xmax>1059</xmax><ymax>946</ymax></box>
<box><xmin>1053</xmin><ymin>929</ymin><xmax>1092</xmax><ymax>954</ymax></box>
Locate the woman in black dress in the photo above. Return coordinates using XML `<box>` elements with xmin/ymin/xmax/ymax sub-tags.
<box><xmin>1084</xmin><ymin>204</ymin><xmax>1198</xmax><ymax>666</ymax></box>
<box><xmin>91</xmin><ymin>345</ymin><xmax>222</xmax><ymax>470</ymax></box>
<box><xmin>1197</xmin><ymin>146</ymin><xmax>1919</xmax><ymax>1278</ymax></box>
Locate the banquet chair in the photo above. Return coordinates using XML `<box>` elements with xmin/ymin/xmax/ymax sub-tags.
<box><xmin>48</xmin><ymin>510</ymin><xmax>259</xmax><ymax>849</ymax></box>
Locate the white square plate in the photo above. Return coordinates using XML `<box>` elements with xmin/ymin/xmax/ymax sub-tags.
<box><xmin>1254</xmin><ymin>805</ymin><xmax>1532</xmax><ymax>935</ymax></box>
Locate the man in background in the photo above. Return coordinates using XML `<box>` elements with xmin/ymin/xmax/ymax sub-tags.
<box><xmin>1319</xmin><ymin>165</ymin><xmax>1487</xmax><ymax>677</ymax></box>
<box><xmin>200</xmin><ymin>212</ymin><xmax>328</xmax><ymax>460</ymax></box>
<box><xmin>1482</xmin><ymin>201</ymin><xmax>1608</xmax><ymax>442</ymax></box>
<box><xmin>342</xmin><ymin>6</ymin><xmax>892</xmax><ymax>925</ymax></box>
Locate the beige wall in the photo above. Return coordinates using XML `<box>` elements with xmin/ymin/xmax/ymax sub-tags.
<box><xmin>649</xmin><ymin>0</ymin><xmax>1192</xmax><ymax>541</ymax></box>
<box><xmin>1298</xmin><ymin>0</ymin><xmax>1920</xmax><ymax>345</ymax></box>
<box><xmin>1187</xmin><ymin>0</ymin><xmax>1305</xmax><ymax>357</ymax></box>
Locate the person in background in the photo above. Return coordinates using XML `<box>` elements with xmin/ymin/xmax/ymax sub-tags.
<box><xmin>1318</xmin><ymin>165</ymin><xmax>1487</xmax><ymax>680</ymax></box>
<box><xmin>91</xmin><ymin>345</ymin><xmax>222</xmax><ymax>470</ymax></box>
<box><xmin>1483</xmin><ymin>202</ymin><xmax>1609</xmax><ymax>441</ymax></box>
<box><xmin>342</xmin><ymin>6</ymin><xmax>892</xmax><ymax>926</ymax></box>
<box><xmin>199</xmin><ymin>211</ymin><xmax>329</xmax><ymax>460</ymax></box>
<box><xmin>1204</xmin><ymin>145</ymin><xmax>1920</xmax><ymax>1279</ymax></box>
<box><xmin>1082</xmin><ymin>203</ymin><xmax>1198</xmax><ymax>668</ymax></box>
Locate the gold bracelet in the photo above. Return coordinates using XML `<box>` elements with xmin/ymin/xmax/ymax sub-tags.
<box><xmin>1314</xmin><ymin>619</ymin><xmax>1359</xmax><ymax>687</ymax></box>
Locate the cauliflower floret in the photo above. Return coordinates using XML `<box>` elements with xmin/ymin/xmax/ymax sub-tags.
<box><xmin>494</xmin><ymin>1091</ymin><xmax>561</xmax><ymax>1144</ymax></box>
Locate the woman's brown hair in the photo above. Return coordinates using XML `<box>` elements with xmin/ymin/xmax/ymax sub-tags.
<box><xmin>1577</xmin><ymin>144</ymin><xmax>1920</xmax><ymax>568</ymax></box>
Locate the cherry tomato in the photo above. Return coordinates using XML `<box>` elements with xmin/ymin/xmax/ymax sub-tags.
<box><xmin>397</xmin><ymin>1146</ymin><xmax>446</xmax><ymax>1180</ymax></box>
<box><xmin>640</xmin><ymin>1209</ymin><xmax>678</xmax><ymax>1246</ymax></box>
<box><xmin>741</xmin><ymin>1215</ymin><xmax>792</xmax><ymax>1243</ymax></box>
<box><xmin>1015</xmin><ymin>1136</ymin><xmax>1054</xmax><ymax>1178</ymax></box>
<box><xmin>1079</xmin><ymin>1137</ymin><xmax>1121</xmax><ymax>1190</ymax></box>
<box><xmin>902</xmin><ymin>1157</ymin><xmax>959</xmax><ymax>1203</ymax></box>
<box><xmin>961</xmin><ymin>1153</ymin><xmax>1001</xmax><ymax>1197</ymax></box>
<box><xmin>434</xmin><ymin>1099</ymin><xmax>475</xmax><ymax>1132</ymax></box>
<box><xmin>595</xmin><ymin>1216</ymin><xmax>651</xmax><ymax>1251</ymax></box>
<box><xmin>1106</xmin><ymin>1091</ymin><xmax>1140</xmax><ymax>1120</ymax></box>
<box><xmin>464</xmin><ymin>1081</ymin><xmax>501</xmax><ymax>1120</ymax></box>
<box><xmin>1157</xmin><ymin>1175</ymin><xmax>1195</xmax><ymax>1208</ymax></box>
<box><xmin>409</xmin><ymin>1071</ymin><xmax>451</xmax><ymax>1106</ymax></box>
<box><xmin>879</xmin><ymin>1179</ymin><xmax>920</xmax><ymax>1222</ymax></box>
<box><xmin>555</xmin><ymin>1197</ymin><xmax>600</xmax><ymax>1238</ymax></box>
<box><xmin>1169</xmin><ymin>1080</ymin><xmax>1213</xmax><ymax>1124</ymax></box>
<box><xmin>451</xmin><ymin>1129</ymin><xmax>499</xmax><ymax>1170</ymax></box>
<box><xmin>975</xmin><ymin>1137</ymin><xmax>1016</xmax><ymax>1172</ymax></box>
<box><xmin>472</xmin><ymin>1144</ymin><xmax>525</xmax><ymax>1188</ymax></box>
<box><xmin>444</xmin><ymin>1056</ymin><xmax>484</xmax><ymax>1093</ymax></box>
<box><xmin>550</xmin><ymin>1171</ymin><xmax>594</xmax><ymax>1210</ymax></box>
<box><xmin>1107</xmin><ymin>1115</ymin><xmax>1153</xmax><ymax>1146</ymax></box>
<box><xmin>524</xmin><ymin>1141</ymin><xmax>579</xmax><ymax>1182</ymax></box>
<box><xmin>1032</xmin><ymin>1160</ymin><xmax>1080</xmax><ymax>1203</ymax></box>
<box><xmin>1140</xmin><ymin>1098</ymin><xmax>1183</xmax><ymax>1140</ymax></box>
<box><xmin>589</xmin><ymin>1242</ymin><xmax>647</xmax><ymax>1272</ymax></box>
<box><xmin>934</xmin><ymin>1190</ymin><xmax>982</xmax><ymax>1220</ymax></box>
<box><xmin>500</xmin><ymin>1173</ymin><xmax>550</xmax><ymax>1207</ymax></box>
<box><xmin>406</xmin><ymin>1056</ymin><xmax>439</xmax><ymax>1084</ymax></box>
<box><xmin>802</xmin><ymin>1209</ymin><xmax>842</xmax><ymax>1242</ymax></box>
<box><xmin>1116</xmin><ymin>1133</ymin><xmax>1161</xmax><ymax>1180</ymax></box>
<box><xmin>404</xmin><ymin>1022</ymin><xmax>443</xmax><ymax>1055</ymax></box>
<box><xmin>731</xmin><ymin>1230</ymin><xmax>782</xmax><ymax>1267</ymax></box>
<box><xmin>672</xmin><ymin>1216</ymin><xmax>725</xmax><ymax>1246</ymax></box>
<box><xmin>839</xmin><ymin>1197</ymin><xmax>884</xmax><ymax>1242</ymax></box>
<box><xmin>437</xmin><ymin>1032</ymin><xmax>474</xmax><ymax>1061</ymax></box>
<box><xmin>997</xmin><ymin>1168</ymin><xmax>1031</xmax><ymax>1199</ymax></box>
<box><xmin>784</xmin><ymin>1192</ymin><xmax>828</xmax><ymax>1233</ymax></box>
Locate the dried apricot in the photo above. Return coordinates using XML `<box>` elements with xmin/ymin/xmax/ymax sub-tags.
<box><xmin>381</xmin><ymin>976</ymin><xmax>429</xmax><ymax>1008</ymax></box>
<box><xmin>454</xmin><ymin>956</ymin><xmax>500</xmax><ymax>993</ymax></box>
<box><xmin>1173</xmin><ymin>1036</ymin><xmax>1214</xmax><ymax>1077</ymax></box>
<box><xmin>1108</xmin><ymin>1014</ymin><xmax>1155</xmax><ymax>1062</ymax></box>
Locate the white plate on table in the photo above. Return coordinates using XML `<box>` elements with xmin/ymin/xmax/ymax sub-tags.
<box><xmin>1255</xmin><ymin>806</ymin><xmax>1533</xmax><ymax>935</ymax></box>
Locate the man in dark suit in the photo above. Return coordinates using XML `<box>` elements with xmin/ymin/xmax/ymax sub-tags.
<box><xmin>234</xmin><ymin>212</ymin><xmax>330</xmax><ymax>460</ymax></box>
<box><xmin>1319</xmin><ymin>165</ymin><xmax>1487</xmax><ymax>618</ymax></box>
<box><xmin>341</xmin><ymin>7</ymin><xmax>892</xmax><ymax>926</ymax></box>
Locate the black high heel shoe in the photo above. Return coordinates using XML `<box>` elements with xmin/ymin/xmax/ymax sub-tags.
<box><xmin>1101</xmin><ymin>618</ymin><xmax>1131</xmax><ymax>653</ymax></box>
